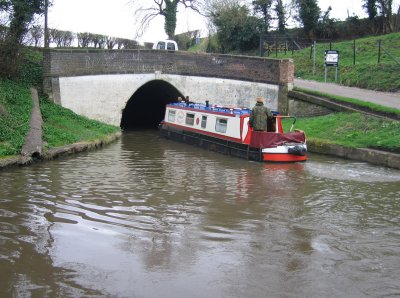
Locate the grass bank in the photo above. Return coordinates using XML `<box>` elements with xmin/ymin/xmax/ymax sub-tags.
<box><xmin>0</xmin><ymin>79</ymin><xmax>119</xmax><ymax>159</ymax></box>
<box><xmin>283</xmin><ymin>112</ymin><xmax>400</xmax><ymax>153</ymax></box>
<box><xmin>276</xmin><ymin>32</ymin><xmax>400</xmax><ymax>92</ymax></box>
<box><xmin>0</xmin><ymin>80</ymin><xmax>32</xmax><ymax>157</ymax></box>
<box><xmin>40</xmin><ymin>98</ymin><xmax>119</xmax><ymax>149</ymax></box>
<box><xmin>191</xmin><ymin>33</ymin><xmax>400</xmax><ymax>91</ymax></box>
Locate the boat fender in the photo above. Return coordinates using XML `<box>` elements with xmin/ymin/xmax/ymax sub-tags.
<box><xmin>288</xmin><ymin>145</ymin><xmax>307</xmax><ymax>156</ymax></box>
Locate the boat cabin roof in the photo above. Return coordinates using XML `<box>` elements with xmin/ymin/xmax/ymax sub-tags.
<box><xmin>167</xmin><ymin>102</ymin><xmax>279</xmax><ymax>117</ymax></box>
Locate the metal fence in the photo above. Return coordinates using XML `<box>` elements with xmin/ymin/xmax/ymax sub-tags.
<box><xmin>260</xmin><ymin>34</ymin><xmax>400</xmax><ymax>66</ymax></box>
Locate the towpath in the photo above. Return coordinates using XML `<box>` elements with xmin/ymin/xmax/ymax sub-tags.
<box><xmin>294</xmin><ymin>79</ymin><xmax>400</xmax><ymax>110</ymax></box>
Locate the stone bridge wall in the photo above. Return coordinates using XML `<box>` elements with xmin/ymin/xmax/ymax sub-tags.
<box><xmin>43</xmin><ymin>49</ymin><xmax>294</xmax><ymax>125</ymax></box>
<box><xmin>43</xmin><ymin>49</ymin><xmax>293</xmax><ymax>85</ymax></box>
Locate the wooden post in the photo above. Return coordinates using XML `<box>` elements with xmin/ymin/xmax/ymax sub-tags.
<box><xmin>259</xmin><ymin>34</ymin><xmax>264</xmax><ymax>57</ymax></box>
<box><xmin>378</xmin><ymin>39</ymin><xmax>381</xmax><ymax>64</ymax></box>
<box><xmin>44</xmin><ymin>0</ymin><xmax>49</xmax><ymax>48</ymax></box>
<box><xmin>285</xmin><ymin>40</ymin><xmax>287</xmax><ymax>55</ymax></box>
<box><xmin>312</xmin><ymin>41</ymin><xmax>316</xmax><ymax>75</ymax></box>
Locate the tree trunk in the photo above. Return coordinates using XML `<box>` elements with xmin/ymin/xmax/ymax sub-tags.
<box><xmin>164</xmin><ymin>0</ymin><xmax>179</xmax><ymax>39</ymax></box>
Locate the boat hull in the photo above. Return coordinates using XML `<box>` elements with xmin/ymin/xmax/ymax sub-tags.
<box><xmin>262</xmin><ymin>153</ymin><xmax>307</xmax><ymax>162</ymax></box>
<box><xmin>160</xmin><ymin>124</ymin><xmax>307</xmax><ymax>163</ymax></box>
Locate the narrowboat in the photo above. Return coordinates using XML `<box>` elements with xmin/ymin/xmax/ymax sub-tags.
<box><xmin>159</xmin><ymin>102</ymin><xmax>307</xmax><ymax>162</ymax></box>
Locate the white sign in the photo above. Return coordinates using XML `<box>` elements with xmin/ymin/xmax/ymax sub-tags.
<box><xmin>325</xmin><ymin>50</ymin><xmax>339</xmax><ymax>66</ymax></box>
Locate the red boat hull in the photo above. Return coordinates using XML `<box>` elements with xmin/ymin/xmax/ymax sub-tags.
<box><xmin>263</xmin><ymin>153</ymin><xmax>307</xmax><ymax>162</ymax></box>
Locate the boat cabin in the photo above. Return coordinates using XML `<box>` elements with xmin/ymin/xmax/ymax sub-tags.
<box><xmin>160</xmin><ymin>102</ymin><xmax>307</xmax><ymax>162</ymax></box>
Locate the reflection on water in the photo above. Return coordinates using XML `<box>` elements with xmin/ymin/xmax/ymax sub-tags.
<box><xmin>0</xmin><ymin>130</ymin><xmax>399</xmax><ymax>297</ymax></box>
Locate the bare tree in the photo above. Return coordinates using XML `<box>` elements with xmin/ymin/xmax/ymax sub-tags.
<box><xmin>30</xmin><ymin>25</ymin><xmax>43</xmax><ymax>46</ymax></box>
<box><xmin>122</xmin><ymin>39</ymin><xmax>139</xmax><ymax>49</ymax></box>
<box><xmin>90</xmin><ymin>34</ymin><xmax>106</xmax><ymax>48</ymax></box>
<box><xmin>77</xmin><ymin>32</ymin><xmax>91</xmax><ymax>47</ymax></box>
<box><xmin>106</xmin><ymin>36</ymin><xmax>117</xmax><ymax>49</ymax></box>
<box><xmin>61</xmin><ymin>30</ymin><xmax>74</xmax><ymax>47</ymax></box>
<box><xmin>49</xmin><ymin>28</ymin><xmax>62</xmax><ymax>46</ymax></box>
<box><xmin>116</xmin><ymin>38</ymin><xmax>125</xmax><ymax>49</ymax></box>
<box><xmin>49</xmin><ymin>29</ymin><xmax>74</xmax><ymax>47</ymax></box>
<box><xmin>377</xmin><ymin>0</ymin><xmax>394</xmax><ymax>33</ymax></box>
<box><xmin>395</xmin><ymin>4</ymin><xmax>400</xmax><ymax>31</ymax></box>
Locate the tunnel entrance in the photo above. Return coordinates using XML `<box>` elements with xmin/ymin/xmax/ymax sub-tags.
<box><xmin>120</xmin><ymin>80</ymin><xmax>183</xmax><ymax>130</ymax></box>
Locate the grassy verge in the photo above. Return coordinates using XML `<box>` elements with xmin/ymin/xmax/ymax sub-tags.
<box><xmin>0</xmin><ymin>80</ymin><xmax>32</xmax><ymax>157</ymax></box>
<box><xmin>191</xmin><ymin>33</ymin><xmax>400</xmax><ymax>92</ymax></box>
<box><xmin>40</xmin><ymin>97</ymin><xmax>120</xmax><ymax>149</ymax></box>
<box><xmin>283</xmin><ymin>112</ymin><xmax>400</xmax><ymax>153</ymax></box>
<box><xmin>0</xmin><ymin>80</ymin><xmax>120</xmax><ymax>159</ymax></box>
<box><xmin>0</xmin><ymin>48</ymin><xmax>120</xmax><ymax>159</ymax></box>
<box><xmin>275</xmin><ymin>32</ymin><xmax>400</xmax><ymax>92</ymax></box>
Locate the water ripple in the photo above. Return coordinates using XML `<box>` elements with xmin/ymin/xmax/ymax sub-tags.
<box><xmin>0</xmin><ymin>131</ymin><xmax>399</xmax><ymax>297</ymax></box>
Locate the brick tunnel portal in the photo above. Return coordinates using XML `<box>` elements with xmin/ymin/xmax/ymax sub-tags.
<box><xmin>120</xmin><ymin>80</ymin><xmax>183</xmax><ymax>130</ymax></box>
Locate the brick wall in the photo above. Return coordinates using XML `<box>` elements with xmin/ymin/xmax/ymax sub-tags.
<box><xmin>43</xmin><ymin>49</ymin><xmax>294</xmax><ymax>86</ymax></box>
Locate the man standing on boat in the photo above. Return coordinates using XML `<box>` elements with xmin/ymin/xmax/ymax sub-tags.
<box><xmin>249</xmin><ymin>97</ymin><xmax>272</xmax><ymax>131</ymax></box>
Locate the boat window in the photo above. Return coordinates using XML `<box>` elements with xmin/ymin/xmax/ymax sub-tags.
<box><xmin>201</xmin><ymin>116</ymin><xmax>207</xmax><ymax>128</ymax></box>
<box><xmin>168</xmin><ymin>110</ymin><xmax>176</xmax><ymax>122</ymax></box>
<box><xmin>215</xmin><ymin>118</ymin><xmax>228</xmax><ymax>133</ymax></box>
<box><xmin>185</xmin><ymin>113</ymin><xmax>195</xmax><ymax>126</ymax></box>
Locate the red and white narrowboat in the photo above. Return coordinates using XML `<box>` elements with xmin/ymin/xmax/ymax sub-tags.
<box><xmin>159</xmin><ymin>102</ymin><xmax>307</xmax><ymax>162</ymax></box>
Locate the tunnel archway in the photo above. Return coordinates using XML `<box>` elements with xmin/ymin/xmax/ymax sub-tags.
<box><xmin>120</xmin><ymin>80</ymin><xmax>183</xmax><ymax>130</ymax></box>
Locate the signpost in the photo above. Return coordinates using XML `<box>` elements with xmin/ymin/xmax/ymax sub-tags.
<box><xmin>324</xmin><ymin>50</ymin><xmax>339</xmax><ymax>82</ymax></box>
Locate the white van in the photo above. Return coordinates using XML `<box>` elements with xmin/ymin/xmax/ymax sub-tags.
<box><xmin>152</xmin><ymin>40</ymin><xmax>178</xmax><ymax>51</ymax></box>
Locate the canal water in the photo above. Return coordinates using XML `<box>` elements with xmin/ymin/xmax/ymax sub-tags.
<box><xmin>1</xmin><ymin>130</ymin><xmax>400</xmax><ymax>297</ymax></box>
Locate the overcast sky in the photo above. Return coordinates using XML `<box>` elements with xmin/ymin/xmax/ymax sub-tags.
<box><xmin>46</xmin><ymin>0</ymin><xmax>400</xmax><ymax>43</ymax></box>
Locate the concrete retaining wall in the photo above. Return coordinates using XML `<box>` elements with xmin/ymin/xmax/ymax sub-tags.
<box><xmin>288</xmin><ymin>98</ymin><xmax>334</xmax><ymax>117</ymax></box>
<box><xmin>57</xmin><ymin>73</ymin><xmax>279</xmax><ymax>126</ymax></box>
<box><xmin>308</xmin><ymin>141</ymin><xmax>400</xmax><ymax>170</ymax></box>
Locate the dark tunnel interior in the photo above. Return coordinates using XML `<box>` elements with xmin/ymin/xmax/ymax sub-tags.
<box><xmin>120</xmin><ymin>80</ymin><xmax>183</xmax><ymax>130</ymax></box>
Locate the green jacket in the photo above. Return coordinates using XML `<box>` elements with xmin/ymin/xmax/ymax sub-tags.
<box><xmin>249</xmin><ymin>102</ymin><xmax>272</xmax><ymax>131</ymax></box>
